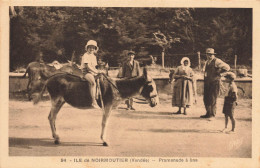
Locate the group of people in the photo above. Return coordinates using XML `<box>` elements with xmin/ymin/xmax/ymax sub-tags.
<box><xmin>170</xmin><ymin>48</ymin><xmax>238</xmax><ymax>133</ymax></box>
<box><xmin>81</xmin><ymin>39</ymin><xmax>238</xmax><ymax>133</ymax></box>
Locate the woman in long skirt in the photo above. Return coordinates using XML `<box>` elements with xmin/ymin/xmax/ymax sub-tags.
<box><xmin>171</xmin><ymin>57</ymin><xmax>196</xmax><ymax>115</ymax></box>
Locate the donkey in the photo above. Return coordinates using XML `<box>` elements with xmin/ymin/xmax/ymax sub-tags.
<box><xmin>33</xmin><ymin>68</ymin><xmax>159</xmax><ymax>146</ymax></box>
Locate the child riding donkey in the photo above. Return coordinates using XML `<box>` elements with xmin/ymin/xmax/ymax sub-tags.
<box><xmin>81</xmin><ymin>40</ymin><xmax>101</xmax><ymax>109</ymax></box>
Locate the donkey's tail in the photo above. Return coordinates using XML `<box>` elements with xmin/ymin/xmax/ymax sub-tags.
<box><xmin>33</xmin><ymin>83</ymin><xmax>47</xmax><ymax>105</ymax></box>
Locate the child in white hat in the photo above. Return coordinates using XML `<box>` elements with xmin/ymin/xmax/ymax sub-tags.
<box><xmin>81</xmin><ymin>40</ymin><xmax>100</xmax><ymax>109</ymax></box>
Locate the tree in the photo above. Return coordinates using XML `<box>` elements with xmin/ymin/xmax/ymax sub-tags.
<box><xmin>153</xmin><ymin>31</ymin><xmax>180</xmax><ymax>68</ymax></box>
<box><xmin>9</xmin><ymin>7</ymin><xmax>252</xmax><ymax>70</ymax></box>
<box><xmin>193</xmin><ymin>8</ymin><xmax>252</xmax><ymax>65</ymax></box>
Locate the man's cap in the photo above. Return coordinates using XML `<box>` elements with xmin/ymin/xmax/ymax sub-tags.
<box><xmin>206</xmin><ymin>48</ymin><xmax>217</xmax><ymax>55</ymax></box>
<box><xmin>127</xmin><ymin>50</ymin><xmax>136</xmax><ymax>55</ymax></box>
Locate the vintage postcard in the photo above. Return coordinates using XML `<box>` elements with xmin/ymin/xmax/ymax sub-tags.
<box><xmin>1</xmin><ymin>0</ymin><xmax>260</xmax><ymax>168</ymax></box>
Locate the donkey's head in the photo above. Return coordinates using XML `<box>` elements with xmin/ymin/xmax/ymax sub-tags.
<box><xmin>140</xmin><ymin>68</ymin><xmax>159</xmax><ymax>107</ymax></box>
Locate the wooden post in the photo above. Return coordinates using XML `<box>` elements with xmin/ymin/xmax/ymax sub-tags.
<box><xmin>70</xmin><ymin>50</ymin><xmax>75</xmax><ymax>66</ymax></box>
<box><xmin>234</xmin><ymin>55</ymin><xmax>237</xmax><ymax>74</ymax></box>
<box><xmin>197</xmin><ymin>51</ymin><xmax>201</xmax><ymax>70</ymax></box>
<box><xmin>162</xmin><ymin>48</ymin><xmax>165</xmax><ymax>68</ymax></box>
<box><xmin>39</xmin><ymin>52</ymin><xmax>43</xmax><ymax>62</ymax></box>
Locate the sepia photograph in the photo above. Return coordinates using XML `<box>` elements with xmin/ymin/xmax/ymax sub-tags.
<box><xmin>1</xmin><ymin>1</ymin><xmax>260</xmax><ymax>168</ymax></box>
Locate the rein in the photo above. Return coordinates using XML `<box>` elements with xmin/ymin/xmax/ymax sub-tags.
<box><xmin>96</xmin><ymin>73</ymin><xmax>119</xmax><ymax>111</ymax></box>
<box><xmin>98</xmin><ymin>73</ymin><xmax>120</xmax><ymax>92</ymax></box>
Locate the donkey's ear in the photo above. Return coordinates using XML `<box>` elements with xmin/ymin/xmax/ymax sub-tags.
<box><xmin>143</xmin><ymin>67</ymin><xmax>148</xmax><ymax>79</ymax></box>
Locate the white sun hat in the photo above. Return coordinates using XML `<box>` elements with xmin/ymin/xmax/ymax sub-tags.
<box><xmin>85</xmin><ymin>40</ymin><xmax>99</xmax><ymax>51</ymax></box>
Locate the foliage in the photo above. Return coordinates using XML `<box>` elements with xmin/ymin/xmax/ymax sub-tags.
<box><xmin>9</xmin><ymin>7</ymin><xmax>252</xmax><ymax>71</ymax></box>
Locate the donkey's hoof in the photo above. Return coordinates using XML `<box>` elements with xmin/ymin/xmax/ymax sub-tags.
<box><xmin>54</xmin><ymin>139</ymin><xmax>60</xmax><ymax>145</ymax></box>
<box><xmin>103</xmin><ymin>142</ymin><xmax>108</xmax><ymax>146</ymax></box>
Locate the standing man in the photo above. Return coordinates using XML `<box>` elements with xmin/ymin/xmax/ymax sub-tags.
<box><xmin>122</xmin><ymin>50</ymin><xmax>141</xmax><ymax>110</ymax></box>
<box><xmin>201</xmin><ymin>48</ymin><xmax>230</xmax><ymax>119</ymax></box>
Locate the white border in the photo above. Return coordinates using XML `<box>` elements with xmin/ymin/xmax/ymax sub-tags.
<box><xmin>1</xmin><ymin>1</ymin><xmax>260</xmax><ymax>168</ymax></box>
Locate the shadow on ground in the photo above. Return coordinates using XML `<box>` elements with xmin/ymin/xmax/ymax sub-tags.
<box><xmin>147</xmin><ymin>128</ymin><xmax>222</xmax><ymax>133</ymax></box>
<box><xmin>115</xmin><ymin>110</ymin><xmax>251</xmax><ymax>122</ymax></box>
<box><xmin>9</xmin><ymin>137</ymin><xmax>103</xmax><ymax>148</ymax></box>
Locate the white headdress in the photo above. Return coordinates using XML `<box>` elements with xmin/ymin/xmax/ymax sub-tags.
<box><xmin>180</xmin><ymin>57</ymin><xmax>191</xmax><ymax>67</ymax></box>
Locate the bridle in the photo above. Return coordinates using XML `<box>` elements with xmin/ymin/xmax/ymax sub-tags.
<box><xmin>140</xmin><ymin>80</ymin><xmax>158</xmax><ymax>99</ymax></box>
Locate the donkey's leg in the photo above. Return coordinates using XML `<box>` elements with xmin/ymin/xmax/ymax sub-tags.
<box><xmin>53</xmin><ymin>100</ymin><xmax>64</xmax><ymax>132</ymax></box>
<box><xmin>100</xmin><ymin>105</ymin><xmax>113</xmax><ymax>146</ymax></box>
<box><xmin>48</xmin><ymin>97</ymin><xmax>65</xmax><ymax>144</ymax></box>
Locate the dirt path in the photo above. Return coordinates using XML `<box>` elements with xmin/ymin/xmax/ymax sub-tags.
<box><xmin>9</xmin><ymin>96</ymin><xmax>252</xmax><ymax>157</ymax></box>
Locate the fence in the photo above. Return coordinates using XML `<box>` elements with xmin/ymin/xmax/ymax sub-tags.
<box><xmin>9</xmin><ymin>72</ymin><xmax>252</xmax><ymax>99</ymax></box>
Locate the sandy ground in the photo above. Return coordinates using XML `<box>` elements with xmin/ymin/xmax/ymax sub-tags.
<box><xmin>9</xmin><ymin>95</ymin><xmax>252</xmax><ymax>157</ymax></box>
